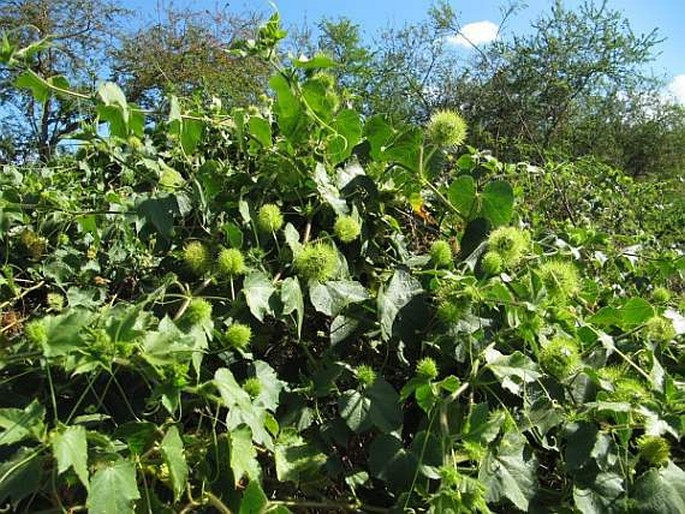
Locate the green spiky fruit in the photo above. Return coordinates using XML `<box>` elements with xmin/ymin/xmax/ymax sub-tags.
<box><xmin>24</xmin><ymin>320</ymin><xmax>47</xmax><ymax>346</ymax></box>
<box><xmin>642</xmin><ymin>316</ymin><xmax>676</xmax><ymax>344</ymax></box>
<box><xmin>294</xmin><ymin>242</ymin><xmax>338</xmax><ymax>282</ymax></box>
<box><xmin>481</xmin><ymin>251</ymin><xmax>503</xmax><ymax>276</ymax></box>
<box><xmin>638</xmin><ymin>436</ymin><xmax>670</xmax><ymax>467</ymax></box>
<box><xmin>435</xmin><ymin>280</ymin><xmax>474</xmax><ymax>324</ymax></box>
<box><xmin>20</xmin><ymin>230</ymin><xmax>46</xmax><ymax>260</ymax></box>
<box><xmin>242</xmin><ymin>377</ymin><xmax>262</xmax><ymax>398</ymax></box>
<box><xmin>487</xmin><ymin>226</ymin><xmax>530</xmax><ymax>269</ymax></box>
<box><xmin>430</xmin><ymin>240</ymin><xmax>453</xmax><ymax>267</ymax></box>
<box><xmin>416</xmin><ymin>357</ymin><xmax>439</xmax><ymax>380</ymax></box>
<box><xmin>46</xmin><ymin>293</ymin><xmax>65</xmax><ymax>312</ymax></box>
<box><xmin>217</xmin><ymin>248</ymin><xmax>246</xmax><ymax>277</ymax></box>
<box><xmin>257</xmin><ymin>204</ymin><xmax>284</xmax><ymax>233</ymax></box>
<box><xmin>184</xmin><ymin>298</ymin><xmax>212</xmax><ymax>325</ymax></box>
<box><xmin>538</xmin><ymin>261</ymin><xmax>580</xmax><ymax>301</ymax></box>
<box><xmin>651</xmin><ymin>287</ymin><xmax>671</xmax><ymax>304</ymax></box>
<box><xmin>334</xmin><ymin>216</ymin><xmax>361</xmax><ymax>243</ymax></box>
<box><xmin>540</xmin><ymin>337</ymin><xmax>581</xmax><ymax>379</ymax></box>
<box><xmin>356</xmin><ymin>365</ymin><xmax>377</xmax><ymax>388</ymax></box>
<box><xmin>609</xmin><ymin>377</ymin><xmax>649</xmax><ymax>404</ymax></box>
<box><xmin>427</xmin><ymin>110</ymin><xmax>468</xmax><ymax>147</ymax></box>
<box><xmin>226</xmin><ymin>323</ymin><xmax>252</xmax><ymax>350</ymax></box>
<box><xmin>183</xmin><ymin>241</ymin><xmax>211</xmax><ymax>275</ymax></box>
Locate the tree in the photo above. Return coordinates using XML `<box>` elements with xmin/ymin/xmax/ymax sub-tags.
<box><xmin>0</xmin><ymin>0</ymin><xmax>130</xmax><ymax>161</ymax></box>
<box><xmin>110</xmin><ymin>5</ymin><xmax>270</xmax><ymax>109</ymax></box>
<box><xmin>438</xmin><ymin>0</ymin><xmax>673</xmax><ymax>174</ymax></box>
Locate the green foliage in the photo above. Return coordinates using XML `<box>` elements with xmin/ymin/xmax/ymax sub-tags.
<box><xmin>0</xmin><ymin>16</ymin><xmax>682</xmax><ymax>514</ymax></box>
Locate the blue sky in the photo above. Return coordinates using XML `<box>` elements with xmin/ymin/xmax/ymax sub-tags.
<box><xmin>123</xmin><ymin>0</ymin><xmax>685</xmax><ymax>102</ymax></box>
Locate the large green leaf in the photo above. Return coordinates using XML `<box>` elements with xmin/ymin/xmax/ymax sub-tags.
<box><xmin>229</xmin><ymin>425</ymin><xmax>260</xmax><ymax>486</ymax></box>
<box><xmin>40</xmin><ymin>310</ymin><xmax>91</xmax><ymax>357</ymax></box>
<box><xmin>243</xmin><ymin>271</ymin><xmax>276</xmax><ymax>322</ymax></box>
<box><xmin>0</xmin><ymin>448</ymin><xmax>43</xmax><ymax>508</ymax></box>
<box><xmin>377</xmin><ymin>269</ymin><xmax>423</xmax><ymax>340</ymax></box>
<box><xmin>0</xmin><ymin>399</ymin><xmax>45</xmax><ymax>446</ymax></box>
<box><xmin>52</xmin><ymin>425</ymin><xmax>89</xmax><ymax>490</ymax></box>
<box><xmin>327</xmin><ymin>109</ymin><xmax>362</xmax><ymax>165</ymax></box>
<box><xmin>269</xmin><ymin>73</ymin><xmax>306</xmax><ymax>141</ymax></box>
<box><xmin>313</xmin><ymin>162</ymin><xmax>349</xmax><ymax>215</ymax></box>
<box><xmin>160</xmin><ymin>426</ymin><xmax>187</xmax><ymax>501</ymax></box>
<box><xmin>620</xmin><ymin>298</ymin><xmax>654</xmax><ymax>326</ymax></box>
<box><xmin>478</xmin><ymin>431</ymin><xmax>538</xmax><ymax>511</ymax></box>
<box><xmin>573</xmin><ymin>470</ymin><xmax>624</xmax><ymax>514</ymax></box>
<box><xmin>484</xmin><ymin>348</ymin><xmax>541</xmax><ymax>396</ymax></box>
<box><xmin>281</xmin><ymin>276</ymin><xmax>304</xmax><ymax>338</ymax></box>
<box><xmin>366</xmin><ymin>379</ymin><xmax>402</xmax><ymax>433</ymax></box>
<box><xmin>339</xmin><ymin>390</ymin><xmax>372</xmax><ymax>433</ymax></box>
<box><xmin>15</xmin><ymin>70</ymin><xmax>49</xmax><ymax>103</ymax></box>
<box><xmin>448</xmin><ymin>175</ymin><xmax>477</xmax><ymax>218</ymax></box>
<box><xmin>309</xmin><ymin>280</ymin><xmax>369</xmax><ymax>317</ymax></box>
<box><xmin>87</xmin><ymin>460</ymin><xmax>140</xmax><ymax>514</ymax></box>
<box><xmin>239</xmin><ymin>480</ymin><xmax>268</xmax><ymax>514</ymax></box>
<box><xmin>481</xmin><ymin>180</ymin><xmax>514</xmax><ymax>227</ymax></box>
<box><xmin>274</xmin><ymin>429</ymin><xmax>326</xmax><ymax>484</ymax></box>
<box><xmin>631</xmin><ymin>462</ymin><xmax>685</xmax><ymax>514</ymax></box>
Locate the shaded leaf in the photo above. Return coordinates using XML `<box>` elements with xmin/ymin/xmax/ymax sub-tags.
<box><xmin>87</xmin><ymin>460</ymin><xmax>140</xmax><ymax>514</ymax></box>
<box><xmin>52</xmin><ymin>425</ymin><xmax>89</xmax><ymax>490</ymax></box>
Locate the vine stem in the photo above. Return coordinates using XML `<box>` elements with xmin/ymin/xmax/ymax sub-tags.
<box><xmin>174</xmin><ymin>278</ymin><xmax>213</xmax><ymax>321</ymax></box>
<box><xmin>205</xmin><ymin>492</ymin><xmax>233</xmax><ymax>514</ymax></box>
<box><xmin>271</xmin><ymin>499</ymin><xmax>388</xmax><ymax>513</ymax></box>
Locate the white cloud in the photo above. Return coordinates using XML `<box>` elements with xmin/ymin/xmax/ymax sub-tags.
<box><xmin>446</xmin><ymin>21</ymin><xmax>499</xmax><ymax>48</ymax></box>
<box><xmin>667</xmin><ymin>75</ymin><xmax>685</xmax><ymax>105</ymax></box>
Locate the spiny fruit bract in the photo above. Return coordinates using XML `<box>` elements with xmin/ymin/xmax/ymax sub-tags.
<box><xmin>538</xmin><ymin>260</ymin><xmax>580</xmax><ymax>301</ymax></box>
<box><xmin>430</xmin><ymin>240</ymin><xmax>453</xmax><ymax>267</ymax></box>
<box><xmin>481</xmin><ymin>251</ymin><xmax>503</xmax><ymax>276</ymax></box>
<box><xmin>183</xmin><ymin>241</ymin><xmax>211</xmax><ymax>275</ymax></box>
<box><xmin>334</xmin><ymin>216</ymin><xmax>361</xmax><ymax>243</ymax></box>
<box><xmin>217</xmin><ymin>248</ymin><xmax>246</xmax><ymax>277</ymax></box>
<box><xmin>416</xmin><ymin>357</ymin><xmax>439</xmax><ymax>380</ymax></box>
<box><xmin>225</xmin><ymin>323</ymin><xmax>252</xmax><ymax>350</ymax></box>
<box><xmin>540</xmin><ymin>337</ymin><xmax>582</xmax><ymax>379</ymax></box>
<box><xmin>427</xmin><ymin>110</ymin><xmax>468</xmax><ymax>148</ymax></box>
<box><xmin>46</xmin><ymin>293</ymin><xmax>65</xmax><ymax>312</ymax></box>
<box><xmin>24</xmin><ymin>320</ymin><xmax>47</xmax><ymax>345</ymax></box>
<box><xmin>651</xmin><ymin>286</ymin><xmax>671</xmax><ymax>304</ymax></box>
<box><xmin>257</xmin><ymin>204</ymin><xmax>284</xmax><ymax>233</ymax></box>
<box><xmin>637</xmin><ymin>435</ymin><xmax>670</xmax><ymax>467</ymax></box>
<box><xmin>487</xmin><ymin>226</ymin><xmax>530</xmax><ymax>269</ymax></box>
<box><xmin>642</xmin><ymin>316</ymin><xmax>676</xmax><ymax>344</ymax></box>
<box><xmin>355</xmin><ymin>365</ymin><xmax>377</xmax><ymax>388</ymax></box>
<box><xmin>435</xmin><ymin>280</ymin><xmax>475</xmax><ymax>324</ymax></box>
<box><xmin>20</xmin><ymin>229</ymin><xmax>46</xmax><ymax>260</ymax></box>
<box><xmin>184</xmin><ymin>298</ymin><xmax>212</xmax><ymax>325</ymax></box>
<box><xmin>294</xmin><ymin>242</ymin><xmax>338</xmax><ymax>282</ymax></box>
<box><xmin>242</xmin><ymin>377</ymin><xmax>262</xmax><ymax>398</ymax></box>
